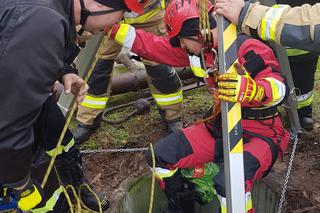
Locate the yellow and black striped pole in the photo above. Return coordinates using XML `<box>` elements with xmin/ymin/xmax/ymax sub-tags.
<box><xmin>216</xmin><ymin>16</ymin><xmax>246</xmax><ymax>213</ymax></box>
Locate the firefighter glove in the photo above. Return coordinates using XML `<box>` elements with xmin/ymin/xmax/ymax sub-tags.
<box><xmin>107</xmin><ymin>23</ymin><xmax>136</xmax><ymax>49</ymax></box>
<box><xmin>13</xmin><ymin>179</ymin><xmax>43</xmax><ymax>211</ymax></box>
<box><xmin>218</xmin><ymin>63</ymin><xmax>265</xmax><ymax>103</ymax></box>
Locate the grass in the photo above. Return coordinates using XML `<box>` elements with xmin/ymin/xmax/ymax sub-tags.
<box><xmin>312</xmin><ymin>62</ymin><xmax>320</xmax><ymax>121</ymax></box>
<box><xmin>75</xmin><ymin>82</ymin><xmax>212</xmax><ymax>150</ymax></box>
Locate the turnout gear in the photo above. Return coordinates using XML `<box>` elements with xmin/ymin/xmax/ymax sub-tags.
<box><xmin>77</xmin><ymin>5</ymin><xmax>183</xmax><ymax>143</ymax></box>
<box><xmin>0</xmin><ymin>0</ymin><xmax>111</xmax><ymax>211</ymax></box>
<box><xmin>110</xmin><ymin>23</ymin><xmax>137</xmax><ymax>49</ymax></box>
<box><xmin>0</xmin><ymin>0</ymin><xmax>79</xmax><ymax>188</ymax></box>
<box><xmin>13</xmin><ymin>179</ymin><xmax>43</xmax><ymax>211</ymax></box>
<box><xmin>218</xmin><ymin>63</ymin><xmax>266</xmax><ymax>104</ymax></box>
<box><xmin>276</xmin><ymin>0</ymin><xmax>320</xmax><ymax>131</ymax></box>
<box><xmin>287</xmin><ymin>50</ymin><xmax>318</xmax><ymax>131</ymax></box>
<box><xmin>238</xmin><ymin>1</ymin><xmax>320</xmax><ymax>53</ymax></box>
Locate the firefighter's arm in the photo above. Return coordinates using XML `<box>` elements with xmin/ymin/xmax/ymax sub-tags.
<box><xmin>218</xmin><ymin>64</ymin><xmax>286</xmax><ymax>106</ymax></box>
<box><xmin>239</xmin><ymin>2</ymin><xmax>320</xmax><ymax>53</ymax></box>
<box><xmin>218</xmin><ymin>39</ymin><xmax>287</xmax><ymax>106</ymax></box>
<box><xmin>108</xmin><ymin>23</ymin><xmax>190</xmax><ymax>67</ymax></box>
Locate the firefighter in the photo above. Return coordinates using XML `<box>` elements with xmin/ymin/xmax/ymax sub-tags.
<box><xmin>74</xmin><ymin>0</ymin><xmax>183</xmax><ymax>145</ymax></box>
<box><xmin>215</xmin><ymin>0</ymin><xmax>320</xmax><ymax>54</ymax></box>
<box><xmin>0</xmin><ymin>0</ymin><xmax>147</xmax><ymax>211</ymax></box>
<box><xmin>276</xmin><ymin>0</ymin><xmax>319</xmax><ymax>131</ymax></box>
<box><xmin>108</xmin><ymin>0</ymin><xmax>290</xmax><ymax>212</ymax></box>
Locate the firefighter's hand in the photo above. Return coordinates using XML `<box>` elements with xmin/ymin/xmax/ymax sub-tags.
<box><xmin>106</xmin><ymin>23</ymin><xmax>136</xmax><ymax>49</ymax></box>
<box><xmin>62</xmin><ymin>73</ymin><xmax>89</xmax><ymax>104</ymax></box>
<box><xmin>13</xmin><ymin>179</ymin><xmax>44</xmax><ymax>211</ymax></box>
<box><xmin>218</xmin><ymin>63</ymin><xmax>264</xmax><ymax>103</ymax></box>
<box><xmin>215</xmin><ymin>0</ymin><xmax>245</xmax><ymax>25</ymax></box>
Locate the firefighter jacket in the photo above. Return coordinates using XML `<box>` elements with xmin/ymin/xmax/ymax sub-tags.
<box><xmin>123</xmin><ymin>0</ymin><xmax>162</xmax><ymax>24</ymax></box>
<box><xmin>119</xmin><ymin>29</ymin><xmax>289</xmax><ymax>152</ymax></box>
<box><xmin>238</xmin><ymin>1</ymin><xmax>320</xmax><ymax>53</ymax></box>
<box><xmin>0</xmin><ymin>0</ymin><xmax>79</xmax><ymax>187</ymax></box>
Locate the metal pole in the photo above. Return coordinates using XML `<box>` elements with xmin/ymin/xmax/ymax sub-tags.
<box><xmin>217</xmin><ymin>16</ymin><xmax>246</xmax><ymax>213</ymax></box>
<box><xmin>57</xmin><ymin>33</ymin><xmax>104</xmax><ymax>117</ymax></box>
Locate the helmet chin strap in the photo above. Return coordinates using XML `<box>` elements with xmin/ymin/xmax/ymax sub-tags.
<box><xmin>78</xmin><ymin>0</ymin><xmax>122</xmax><ymax>35</ymax></box>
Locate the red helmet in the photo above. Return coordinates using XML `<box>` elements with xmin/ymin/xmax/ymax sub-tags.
<box><xmin>164</xmin><ymin>0</ymin><xmax>214</xmax><ymax>46</ymax></box>
<box><xmin>124</xmin><ymin>0</ymin><xmax>149</xmax><ymax>14</ymax></box>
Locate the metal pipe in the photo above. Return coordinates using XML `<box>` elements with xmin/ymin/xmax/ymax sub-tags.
<box><xmin>110</xmin><ymin>67</ymin><xmax>194</xmax><ymax>95</ymax></box>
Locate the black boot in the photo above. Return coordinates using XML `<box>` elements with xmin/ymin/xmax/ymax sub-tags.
<box><xmin>298</xmin><ymin>106</ymin><xmax>314</xmax><ymax>131</ymax></box>
<box><xmin>163</xmin><ymin>171</ymin><xmax>197</xmax><ymax>213</ymax></box>
<box><xmin>74</xmin><ymin>113</ymin><xmax>102</xmax><ymax>145</ymax></box>
<box><xmin>55</xmin><ymin>147</ymin><xmax>110</xmax><ymax>211</ymax></box>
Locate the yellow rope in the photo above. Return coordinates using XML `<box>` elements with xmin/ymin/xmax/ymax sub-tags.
<box><xmin>199</xmin><ymin>0</ymin><xmax>212</xmax><ymax>44</ymax></box>
<box><xmin>78</xmin><ymin>184</ymin><xmax>102</xmax><ymax>213</ymax></box>
<box><xmin>148</xmin><ymin>143</ymin><xmax>156</xmax><ymax>213</ymax></box>
<box><xmin>66</xmin><ymin>185</ymin><xmax>82</xmax><ymax>212</ymax></box>
<box><xmin>54</xmin><ymin>166</ymin><xmax>77</xmax><ymax>213</ymax></box>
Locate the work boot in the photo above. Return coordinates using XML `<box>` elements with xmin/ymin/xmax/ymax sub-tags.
<box><xmin>167</xmin><ymin>119</ymin><xmax>183</xmax><ymax>133</ymax></box>
<box><xmin>298</xmin><ymin>106</ymin><xmax>314</xmax><ymax>131</ymax></box>
<box><xmin>74</xmin><ymin>114</ymin><xmax>102</xmax><ymax>145</ymax></box>
<box><xmin>163</xmin><ymin>171</ymin><xmax>197</xmax><ymax>213</ymax></box>
<box><xmin>157</xmin><ymin>107</ymin><xmax>183</xmax><ymax>133</ymax></box>
<box><xmin>55</xmin><ymin>147</ymin><xmax>110</xmax><ymax>212</ymax></box>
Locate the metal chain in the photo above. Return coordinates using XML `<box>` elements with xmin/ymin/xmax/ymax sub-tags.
<box><xmin>277</xmin><ymin>132</ymin><xmax>299</xmax><ymax>213</ymax></box>
<box><xmin>80</xmin><ymin>147</ymin><xmax>149</xmax><ymax>154</ymax></box>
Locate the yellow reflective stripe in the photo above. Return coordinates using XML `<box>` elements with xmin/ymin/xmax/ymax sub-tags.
<box><xmin>81</xmin><ymin>95</ymin><xmax>109</xmax><ymax>109</ymax></box>
<box><xmin>189</xmin><ymin>55</ymin><xmax>207</xmax><ymax>78</ymax></box>
<box><xmin>190</xmin><ymin>65</ymin><xmax>206</xmax><ymax>78</ymax></box>
<box><xmin>124</xmin><ymin>6</ymin><xmax>161</xmax><ymax>24</ymax></box>
<box><xmin>262</xmin><ymin>77</ymin><xmax>286</xmax><ymax>107</ymax></box>
<box><xmin>47</xmin><ymin>139</ymin><xmax>75</xmax><ymax>157</ymax></box>
<box><xmin>161</xmin><ymin>0</ymin><xmax>166</xmax><ymax>10</ymax></box>
<box><xmin>245</xmin><ymin>192</ymin><xmax>253</xmax><ymax>212</ymax></box>
<box><xmin>218</xmin><ymin>195</ymin><xmax>227</xmax><ymax>213</ymax></box>
<box><xmin>115</xmin><ymin>24</ymin><xmax>130</xmax><ymax>45</ymax></box>
<box><xmin>32</xmin><ymin>186</ymin><xmax>64</xmax><ymax>213</ymax></box>
<box><xmin>286</xmin><ymin>48</ymin><xmax>309</xmax><ymax>56</ymax></box>
<box><xmin>152</xmin><ymin>90</ymin><xmax>183</xmax><ymax>106</ymax></box>
<box><xmin>297</xmin><ymin>92</ymin><xmax>314</xmax><ymax>109</ymax></box>
<box><xmin>261</xmin><ymin>5</ymin><xmax>289</xmax><ymax>41</ymax></box>
<box><xmin>154</xmin><ymin>167</ymin><xmax>178</xmax><ymax>181</ymax></box>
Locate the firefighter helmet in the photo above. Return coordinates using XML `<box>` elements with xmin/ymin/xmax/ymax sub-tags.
<box><xmin>164</xmin><ymin>0</ymin><xmax>214</xmax><ymax>46</ymax></box>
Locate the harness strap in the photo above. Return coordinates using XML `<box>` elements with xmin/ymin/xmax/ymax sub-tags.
<box><xmin>242</xmin><ymin>106</ymin><xmax>278</xmax><ymax>120</ymax></box>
